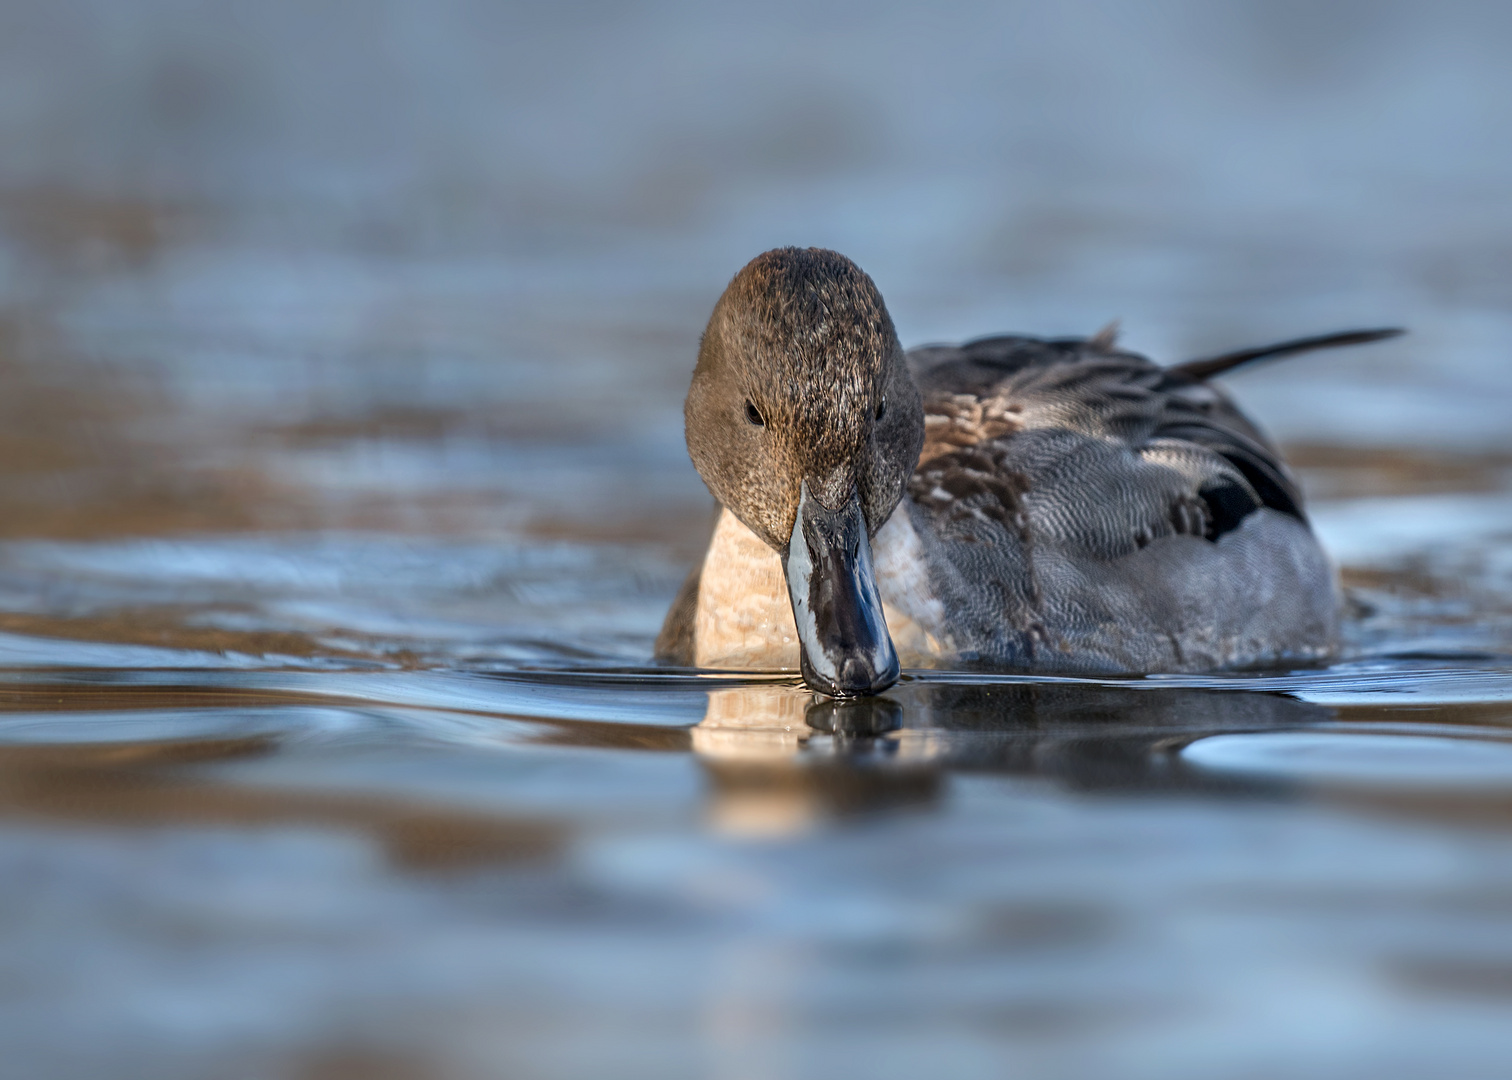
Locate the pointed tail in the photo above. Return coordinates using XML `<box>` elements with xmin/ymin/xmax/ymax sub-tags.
<box><xmin>1169</xmin><ymin>327</ymin><xmax>1405</xmax><ymax>381</ymax></box>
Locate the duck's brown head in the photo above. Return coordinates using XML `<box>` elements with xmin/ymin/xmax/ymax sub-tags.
<box><xmin>685</xmin><ymin>247</ymin><xmax>925</xmax><ymax>696</ymax></box>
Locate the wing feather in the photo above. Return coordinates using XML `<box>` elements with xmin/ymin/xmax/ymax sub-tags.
<box><xmin>904</xmin><ymin>334</ymin><xmax>1306</xmax><ymax>545</ymax></box>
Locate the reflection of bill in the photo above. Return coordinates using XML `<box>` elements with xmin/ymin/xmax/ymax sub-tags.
<box><xmin>692</xmin><ymin>685</ymin><xmax>938</xmax><ymax>837</ymax></box>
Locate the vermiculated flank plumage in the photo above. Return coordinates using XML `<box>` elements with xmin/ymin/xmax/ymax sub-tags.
<box><xmin>887</xmin><ymin>332</ymin><xmax>1339</xmax><ymax>671</ymax></box>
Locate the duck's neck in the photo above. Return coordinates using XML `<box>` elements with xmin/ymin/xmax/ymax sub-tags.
<box><xmin>693</xmin><ymin>509</ymin><xmax>801</xmax><ymax>670</ymax></box>
<box><xmin>691</xmin><ymin>505</ymin><xmax>949</xmax><ymax>670</ymax></box>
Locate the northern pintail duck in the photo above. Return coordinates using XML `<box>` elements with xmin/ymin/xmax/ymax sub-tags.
<box><xmin>656</xmin><ymin>247</ymin><xmax>1399</xmax><ymax>696</ymax></box>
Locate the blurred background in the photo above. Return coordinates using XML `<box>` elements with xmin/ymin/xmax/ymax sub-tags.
<box><xmin>3</xmin><ymin>2</ymin><xmax>1512</xmax><ymax>1078</ymax></box>
<box><xmin>1</xmin><ymin>0</ymin><xmax>1509</xmax><ymax>524</ymax></box>
<box><xmin>0</xmin><ymin>0</ymin><xmax>1509</xmax><ymax>662</ymax></box>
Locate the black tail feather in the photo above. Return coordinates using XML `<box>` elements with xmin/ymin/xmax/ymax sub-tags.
<box><xmin>1169</xmin><ymin>327</ymin><xmax>1405</xmax><ymax>381</ymax></box>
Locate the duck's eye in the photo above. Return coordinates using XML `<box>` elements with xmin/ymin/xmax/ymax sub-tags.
<box><xmin>875</xmin><ymin>397</ymin><xmax>887</xmax><ymax>421</ymax></box>
<box><xmin>744</xmin><ymin>399</ymin><xmax>765</xmax><ymax>427</ymax></box>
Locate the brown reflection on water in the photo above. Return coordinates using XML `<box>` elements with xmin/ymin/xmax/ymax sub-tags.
<box><xmin>0</xmin><ymin>699</ymin><xmax>567</xmax><ymax>873</ymax></box>
<box><xmin>0</xmin><ymin>188</ymin><xmax>291</xmax><ymax>539</ymax></box>
<box><xmin>0</xmin><ymin>744</ymin><xmax>564</xmax><ymax>872</ymax></box>
<box><xmin>0</xmin><ymin>188</ymin><xmax>186</xmax><ymax>273</ymax></box>
<box><xmin>0</xmin><ymin>680</ymin><xmax>360</xmax><ymax>714</ymax></box>
<box><xmin>1293</xmin><ymin>698</ymin><xmax>1512</xmax><ymax>831</ymax></box>
<box><xmin>1286</xmin><ymin>442</ymin><xmax>1512</xmax><ymax>501</ymax></box>
<box><xmin>528</xmin><ymin>715</ymin><xmax>692</xmax><ymax>753</ymax></box>
<box><xmin>0</xmin><ymin>606</ymin><xmax>396</xmax><ymax>664</ymax></box>
<box><xmin>7</xmin><ymin>762</ymin><xmax>559</xmax><ymax>872</ymax></box>
<box><xmin>0</xmin><ymin>313</ymin><xmax>304</xmax><ymax>540</ymax></box>
<box><xmin>292</xmin><ymin>1047</ymin><xmax>439</xmax><ymax>1080</ymax></box>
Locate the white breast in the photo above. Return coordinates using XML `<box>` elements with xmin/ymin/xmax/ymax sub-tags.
<box><xmin>692</xmin><ymin>507</ymin><xmax>949</xmax><ymax>670</ymax></box>
<box><xmin>692</xmin><ymin>509</ymin><xmax>801</xmax><ymax>669</ymax></box>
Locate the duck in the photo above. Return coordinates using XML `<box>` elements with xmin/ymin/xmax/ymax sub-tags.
<box><xmin>655</xmin><ymin>246</ymin><xmax>1400</xmax><ymax>697</ymax></box>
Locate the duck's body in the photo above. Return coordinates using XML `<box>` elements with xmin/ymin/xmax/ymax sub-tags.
<box><xmin>660</xmin><ymin>332</ymin><xmax>1338</xmax><ymax>674</ymax></box>
<box><xmin>658</xmin><ymin>248</ymin><xmax>1391</xmax><ymax>694</ymax></box>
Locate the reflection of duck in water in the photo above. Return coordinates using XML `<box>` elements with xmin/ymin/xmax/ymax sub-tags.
<box><xmin>657</xmin><ymin>247</ymin><xmax>1401</xmax><ymax>695</ymax></box>
<box><xmin>689</xmin><ymin>682</ymin><xmax>1328</xmax><ymax>835</ymax></box>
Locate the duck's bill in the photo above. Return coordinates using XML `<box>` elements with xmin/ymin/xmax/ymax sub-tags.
<box><xmin>784</xmin><ymin>483</ymin><xmax>900</xmax><ymax>697</ymax></box>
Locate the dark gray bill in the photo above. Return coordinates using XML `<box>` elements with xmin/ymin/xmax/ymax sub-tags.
<box><xmin>783</xmin><ymin>481</ymin><xmax>900</xmax><ymax>697</ymax></box>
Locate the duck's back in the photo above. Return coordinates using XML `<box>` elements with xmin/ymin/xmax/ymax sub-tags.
<box><xmin>877</xmin><ymin>334</ymin><xmax>1338</xmax><ymax>672</ymax></box>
